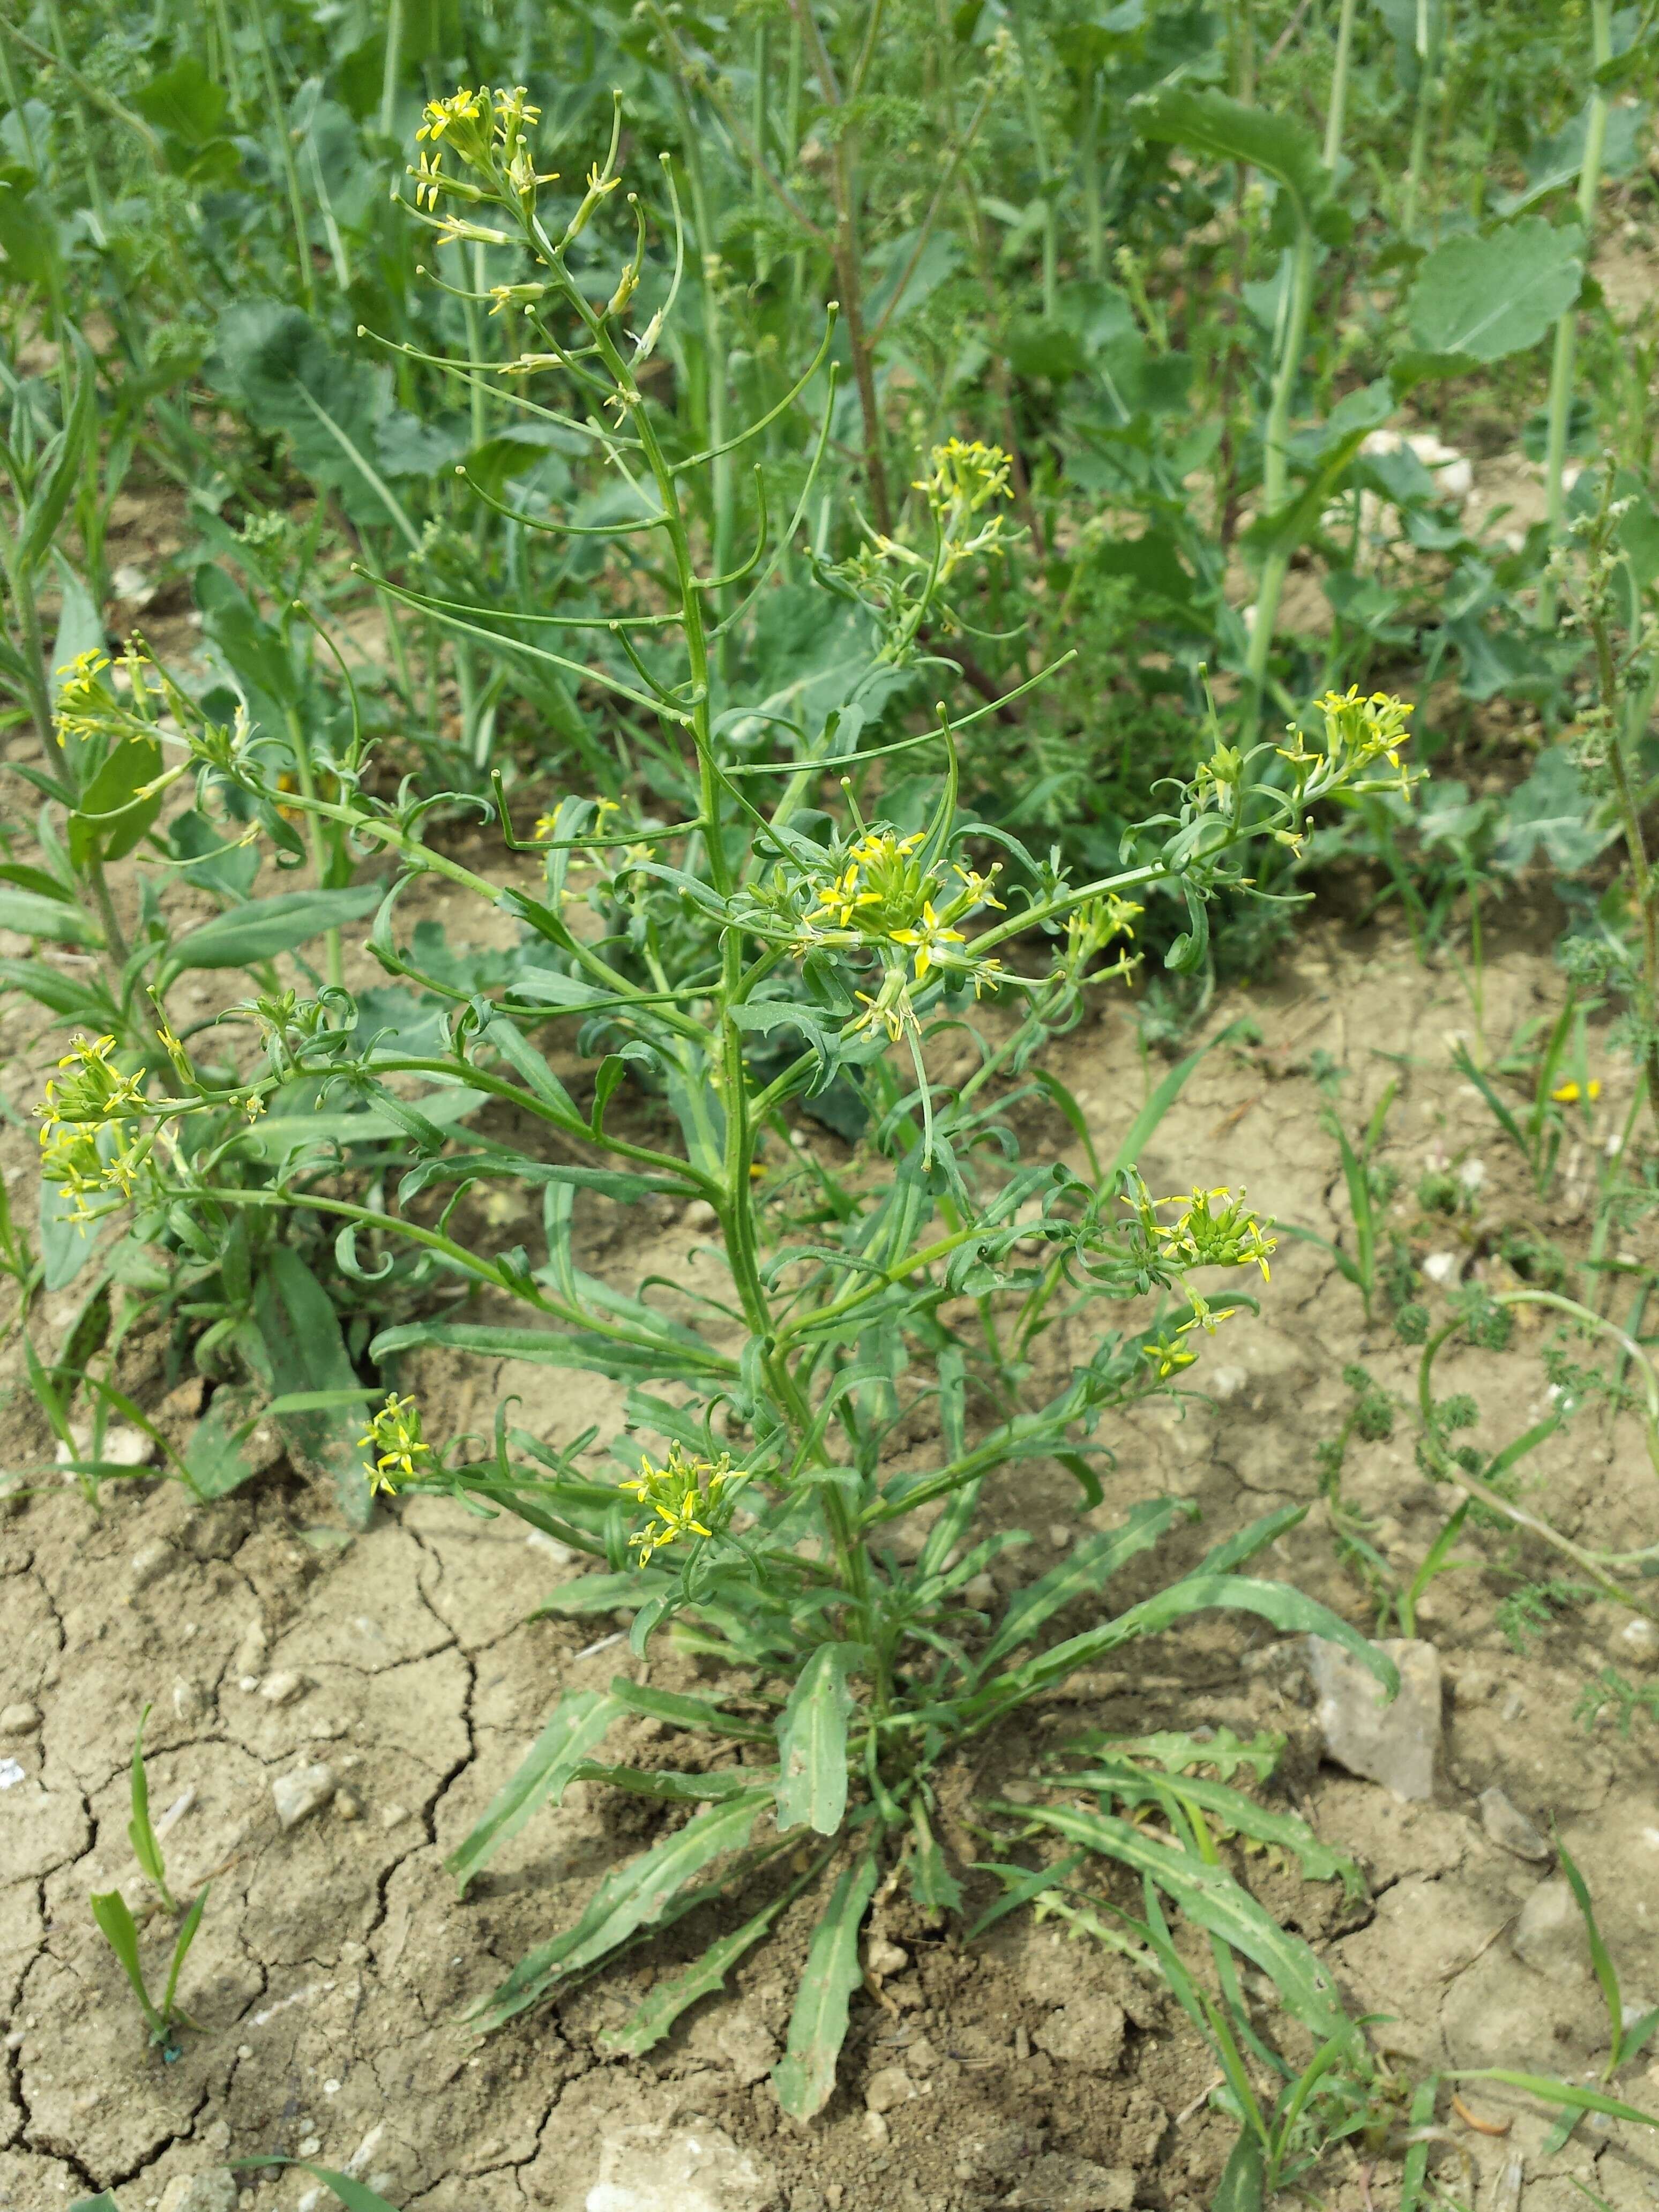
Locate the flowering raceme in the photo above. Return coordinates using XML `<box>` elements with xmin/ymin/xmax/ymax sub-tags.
<box><xmin>618</xmin><ymin>1445</ymin><xmax>740</xmax><ymax>1564</ymax></box>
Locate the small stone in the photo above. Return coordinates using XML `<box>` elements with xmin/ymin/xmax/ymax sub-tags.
<box><xmin>232</xmin><ymin>1621</ymin><xmax>269</xmax><ymax>1677</ymax></box>
<box><xmin>1615</xmin><ymin>1617</ymin><xmax>1659</xmax><ymax>1671</ymax></box>
<box><xmin>129</xmin><ymin>1539</ymin><xmax>174</xmax><ymax>1591</ymax></box>
<box><xmin>1512</xmin><ymin>1877</ymin><xmax>1591</xmax><ymax>1982</ymax></box>
<box><xmin>156</xmin><ymin>2172</ymin><xmax>238</xmax><ymax>2212</ymax></box>
<box><xmin>0</xmin><ymin>1703</ymin><xmax>41</xmax><ymax>1737</ymax></box>
<box><xmin>1002</xmin><ymin>2155</ymin><xmax>1135</xmax><ymax>2211</ymax></box>
<box><xmin>1308</xmin><ymin>1636</ymin><xmax>1440</xmax><ymax>1802</ymax></box>
<box><xmin>173</xmin><ymin>1678</ymin><xmax>208</xmax><ymax>1723</ymax></box>
<box><xmin>865</xmin><ymin>2065</ymin><xmax>915</xmax><ymax>2114</ymax></box>
<box><xmin>862</xmin><ymin>2110</ymin><xmax>890</xmax><ymax>2146</ymax></box>
<box><xmin>1422</xmin><ymin>1251</ymin><xmax>1460</xmax><ymax>1285</ymax></box>
<box><xmin>865</xmin><ymin>1937</ymin><xmax>908</xmax><ymax>1978</ymax></box>
<box><xmin>333</xmin><ymin>1789</ymin><xmax>363</xmax><ymax>1822</ymax></box>
<box><xmin>684</xmin><ymin>1199</ymin><xmax>718</xmax><ymax>1231</ymax></box>
<box><xmin>379</xmin><ymin>1802</ymin><xmax>411</xmax><ymax>1829</ymax></box>
<box><xmin>272</xmin><ymin>1763</ymin><xmax>336</xmax><ymax>1831</ymax></box>
<box><xmin>258</xmin><ymin>1671</ymin><xmax>305</xmax><ymax>1706</ymax></box>
<box><xmin>906</xmin><ymin>2035</ymin><xmax>938</xmax><ymax>2074</ymax></box>
<box><xmin>1048</xmin><ymin>1524</ymin><xmax>1070</xmax><ymax>1550</ymax></box>
<box><xmin>1500</xmin><ymin>1690</ymin><xmax>1526</xmax><ymax>1723</ymax></box>
<box><xmin>1208</xmin><ymin>1365</ymin><xmax>1249</xmax><ymax>1401</ymax></box>
<box><xmin>1478</xmin><ymin>1787</ymin><xmax>1552</xmax><ymax>1863</ymax></box>
<box><xmin>297</xmin><ymin>2135</ymin><xmax>322</xmax><ymax>2157</ymax></box>
<box><xmin>963</xmin><ymin>1573</ymin><xmax>996</xmax><ymax>1606</ymax></box>
<box><xmin>1032</xmin><ymin>1995</ymin><xmax>1126</xmax><ymax>2074</ymax></box>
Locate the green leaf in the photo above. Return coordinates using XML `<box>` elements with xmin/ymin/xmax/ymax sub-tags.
<box><xmin>908</xmin><ymin>1797</ymin><xmax>963</xmax><ymax>1914</ymax></box>
<box><xmin>981</xmin><ymin>1498</ymin><xmax>1195</xmax><ymax>1669</ymax></box>
<box><xmin>251</xmin><ymin>1248</ymin><xmax>372</xmax><ymax>1527</ymax></box>
<box><xmin>0</xmin><ymin>888</ymin><xmax>102</xmax><ymax>945</ymax></box>
<box><xmin>1406</xmin><ymin>219</ymin><xmax>1584</xmax><ymax>363</ymax></box>
<box><xmin>1448</xmin><ymin>2072</ymin><xmax>1658</xmax><ymax>2128</ymax></box>
<box><xmin>774</xmin><ymin>1643</ymin><xmax>862</xmax><ymax>1836</ymax></box>
<box><xmin>1002</xmin><ymin>1802</ymin><xmax>1354</xmax><ymax>2044</ymax></box>
<box><xmin>127</xmin><ymin>1703</ymin><xmax>170</xmax><ymax>1904</ymax></box>
<box><xmin>182</xmin><ymin>1383</ymin><xmax>276</xmax><ymax>1501</ymax></box>
<box><xmin>89</xmin><ymin>1889</ymin><xmax>161</xmax><ymax>2036</ymax></box>
<box><xmin>162</xmin><ymin>885</ymin><xmax>382</xmax><ymax>980</ymax></box>
<box><xmin>1062</xmin><ymin>1760</ymin><xmax>1362</xmax><ymax>1893</ymax></box>
<box><xmin>70</xmin><ymin>2197</ymin><xmax>124</xmax><ymax>2212</ymax></box>
<box><xmin>160</xmin><ymin>1885</ymin><xmax>208</xmax><ymax>2022</ymax></box>
<box><xmin>772</xmin><ymin>1844</ymin><xmax>883</xmax><ymax>2118</ymax></box>
<box><xmin>530</xmin><ymin>1571</ymin><xmax>672</xmax><ymax>1617</ymax></box>
<box><xmin>1213</xmin><ymin>2128</ymin><xmax>1267</xmax><ymax>2212</ymax></box>
<box><xmin>607</xmin><ymin>1676</ymin><xmax>771</xmax><ymax>1741</ymax></box>
<box><xmin>1131</xmin><ymin>86</ymin><xmax>1344</xmax><ymax>242</ymax></box>
<box><xmin>570</xmin><ymin>1762</ymin><xmax>767</xmax><ymax>1803</ymax></box>
<box><xmin>69</xmin><ymin>735</ymin><xmax>165</xmax><ymax>869</ymax></box>
<box><xmin>447</xmin><ymin>1690</ymin><xmax>626</xmax><ymax>1894</ymax></box>
<box><xmin>470</xmin><ymin>1788</ymin><xmax>771</xmax><ymax>2030</ymax></box>
<box><xmin>232</xmin><ymin>2159</ymin><xmax>406</xmax><ymax>2211</ymax></box>
<box><xmin>1554</xmin><ymin>1833</ymin><xmax>1624</xmax><ymax>2058</ymax></box>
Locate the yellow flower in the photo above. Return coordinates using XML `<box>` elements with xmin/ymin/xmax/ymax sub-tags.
<box><xmin>619</xmin><ymin>1443</ymin><xmax>737</xmax><ymax>1565</ymax></box>
<box><xmin>1551</xmin><ymin>1078</ymin><xmax>1601</xmax><ymax>1104</ymax></box>
<box><xmin>415</xmin><ymin>87</ymin><xmax>487</xmax><ymax>145</ymax></box>
<box><xmin>888</xmin><ymin>900</ymin><xmax>966</xmax><ymax>980</ymax></box>
<box><xmin>357</xmin><ymin>1393</ymin><xmax>431</xmax><ymax>1497</ymax></box>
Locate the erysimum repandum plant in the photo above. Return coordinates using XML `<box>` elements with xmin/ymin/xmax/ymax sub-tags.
<box><xmin>50</xmin><ymin>91</ymin><xmax>1425</xmax><ymax>2114</ymax></box>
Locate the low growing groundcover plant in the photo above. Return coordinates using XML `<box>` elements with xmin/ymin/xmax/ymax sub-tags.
<box><xmin>47</xmin><ymin>90</ymin><xmax>1659</xmax><ymax>2171</ymax></box>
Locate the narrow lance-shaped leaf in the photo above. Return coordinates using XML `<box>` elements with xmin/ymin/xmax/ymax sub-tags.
<box><xmin>469</xmin><ymin>1788</ymin><xmax>772</xmax><ymax>2031</ymax></box>
<box><xmin>774</xmin><ymin>1642</ymin><xmax>863</xmax><ymax>1836</ymax></box>
<box><xmin>447</xmin><ymin>1690</ymin><xmax>626</xmax><ymax>1894</ymax></box>
<box><xmin>90</xmin><ymin>1889</ymin><xmax>162</xmax><ymax>2037</ymax></box>
<box><xmin>980</xmin><ymin>1497</ymin><xmax>1195</xmax><ymax>1670</ymax></box>
<box><xmin>772</xmin><ymin>1844</ymin><xmax>882</xmax><ymax>2119</ymax></box>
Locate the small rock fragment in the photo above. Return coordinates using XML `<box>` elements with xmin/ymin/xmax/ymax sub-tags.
<box><xmin>963</xmin><ymin>1572</ymin><xmax>996</xmax><ymax>1606</ymax></box>
<box><xmin>1422</xmin><ymin>1251</ymin><xmax>1460</xmax><ymax>1286</ymax></box>
<box><xmin>1478</xmin><ymin>1787</ymin><xmax>1551</xmax><ymax>1863</ymax></box>
<box><xmin>233</xmin><ymin>1620</ymin><xmax>270</xmax><ymax>1677</ymax></box>
<box><xmin>1002</xmin><ymin>2154</ymin><xmax>1135</xmax><ymax>2211</ymax></box>
<box><xmin>861</xmin><ymin>2110</ymin><xmax>890</xmax><ymax>2146</ymax></box>
<box><xmin>0</xmin><ymin>1703</ymin><xmax>41</xmax><ymax>1737</ymax></box>
<box><xmin>333</xmin><ymin>1788</ymin><xmax>363</xmax><ymax>1822</ymax></box>
<box><xmin>173</xmin><ymin>1678</ymin><xmax>208</xmax><ymax>1723</ymax></box>
<box><xmin>129</xmin><ymin>1538</ymin><xmax>174</xmax><ymax>1591</ymax></box>
<box><xmin>1032</xmin><ymin>1995</ymin><xmax>1127</xmax><ymax>2075</ymax></box>
<box><xmin>272</xmin><ymin>1763</ymin><xmax>336</xmax><ymax>1831</ymax></box>
<box><xmin>258</xmin><ymin>1671</ymin><xmax>305</xmax><ymax>1706</ymax></box>
<box><xmin>1208</xmin><ymin>1364</ymin><xmax>1249</xmax><ymax>1401</ymax></box>
<box><xmin>865</xmin><ymin>2065</ymin><xmax>914</xmax><ymax>2114</ymax></box>
<box><xmin>865</xmin><ymin>1936</ymin><xmax>908</xmax><ymax>1978</ymax></box>
<box><xmin>1308</xmin><ymin>1636</ymin><xmax>1440</xmax><ymax>1802</ymax></box>
<box><xmin>684</xmin><ymin>1199</ymin><xmax>718</xmax><ymax>1231</ymax></box>
<box><xmin>1048</xmin><ymin>1523</ymin><xmax>1071</xmax><ymax>1550</ymax></box>
<box><xmin>687</xmin><ymin>2003</ymin><xmax>777</xmax><ymax>2087</ymax></box>
<box><xmin>1512</xmin><ymin>1876</ymin><xmax>1590</xmax><ymax>1982</ymax></box>
<box><xmin>906</xmin><ymin>2035</ymin><xmax>937</xmax><ymax>2074</ymax></box>
<box><xmin>1615</xmin><ymin>1617</ymin><xmax>1659</xmax><ymax>1671</ymax></box>
<box><xmin>157</xmin><ymin>2172</ymin><xmax>238</xmax><ymax>2212</ymax></box>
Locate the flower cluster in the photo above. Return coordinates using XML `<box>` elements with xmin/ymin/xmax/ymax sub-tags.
<box><xmin>789</xmin><ymin>829</ymin><xmax>1008</xmax><ymax>1040</ymax></box>
<box><xmin>833</xmin><ymin>439</ymin><xmax>1017</xmax><ymax>656</ymax></box>
<box><xmin>36</xmin><ymin>1034</ymin><xmax>151</xmax><ymax>1224</ymax></box>
<box><xmin>618</xmin><ymin>1444</ymin><xmax>739</xmax><ymax>1565</ymax></box>
<box><xmin>358</xmin><ymin>1393</ymin><xmax>432</xmax><ymax>1497</ymax></box>
<box><xmin>1279</xmin><ymin>687</ymin><xmax>1415</xmax><ymax>796</ymax></box>
<box><xmin>1126</xmin><ymin>1185</ymin><xmax>1277</xmax><ymax>1380</ymax></box>
<box><xmin>410</xmin><ymin>85</ymin><xmax>552</xmax><ymax>218</ymax></box>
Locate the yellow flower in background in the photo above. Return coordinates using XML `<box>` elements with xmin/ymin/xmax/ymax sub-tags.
<box><xmin>1551</xmin><ymin>1078</ymin><xmax>1601</xmax><ymax>1104</ymax></box>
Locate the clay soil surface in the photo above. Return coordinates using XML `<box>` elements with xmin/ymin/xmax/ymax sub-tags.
<box><xmin>3</xmin><ymin>882</ymin><xmax>1659</xmax><ymax>2212</ymax></box>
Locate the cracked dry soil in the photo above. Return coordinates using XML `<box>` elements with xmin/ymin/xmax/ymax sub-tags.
<box><xmin>4</xmin><ymin>912</ymin><xmax>1659</xmax><ymax>2212</ymax></box>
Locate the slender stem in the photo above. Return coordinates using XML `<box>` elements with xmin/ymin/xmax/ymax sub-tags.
<box><xmin>1541</xmin><ymin>0</ymin><xmax>1613</xmax><ymax>627</ymax></box>
<box><xmin>1322</xmin><ymin>0</ymin><xmax>1358</xmax><ymax>170</ymax></box>
<box><xmin>379</xmin><ymin>0</ymin><xmax>405</xmax><ymax>140</ymax></box>
<box><xmin>252</xmin><ymin>0</ymin><xmax>316</xmax><ymax>313</ymax></box>
<box><xmin>1242</xmin><ymin>219</ymin><xmax>1316</xmax><ymax>719</ymax></box>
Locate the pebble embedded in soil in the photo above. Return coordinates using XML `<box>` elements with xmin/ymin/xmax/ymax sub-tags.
<box><xmin>272</xmin><ymin>1762</ymin><xmax>337</xmax><ymax>1830</ymax></box>
<box><xmin>258</xmin><ymin>1669</ymin><xmax>305</xmax><ymax>1705</ymax></box>
<box><xmin>1308</xmin><ymin>1635</ymin><xmax>1440</xmax><ymax>1802</ymax></box>
<box><xmin>172</xmin><ymin>1677</ymin><xmax>208</xmax><ymax>1722</ymax></box>
<box><xmin>865</xmin><ymin>1935</ymin><xmax>908</xmax><ymax>1977</ymax></box>
<box><xmin>1512</xmin><ymin>1875</ymin><xmax>1591</xmax><ymax>1981</ymax></box>
<box><xmin>156</xmin><ymin>2171</ymin><xmax>237</xmax><ymax>2212</ymax></box>
<box><xmin>1614</xmin><ymin>1617</ymin><xmax>1659</xmax><ymax>1671</ymax></box>
<box><xmin>0</xmin><ymin>1702</ymin><xmax>41</xmax><ymax>1736</ymax></box>
<box><xmin>1477</xmin><ymin>1786</ymin><xmax>1552</xmax><ymax>1863</ymax></box>
<box><xmin>1032</xmin><ymin>1994</ymin><xmax>1127</xmax><ymax>2074</ymax></box>
<box><xmin>1000</xmin><ymin>2153</ymin><xmax>1135</xmax><ymax>2210</ymax></box>
<box><xmin>128</xmin><ymin>1538</ymin><xmax>174</xmax><ymax>1590</ymax></box>
<box><xmin>865</xmin><ymin>2064</ymin><xmax>915</xmax><ymax>2113</ymax></box>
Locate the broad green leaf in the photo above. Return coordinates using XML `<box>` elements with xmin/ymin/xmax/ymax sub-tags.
<box><xmin>1406</xmin><ymin>219</ymin><xmax>1583</xmax><ymax>363</ymax></box>
<box><xmin>984</xmin><ymin>1574</ymin><xmax>1399</xmax><ymax>1708</ymax></box>
<box><xmin>68</xmin><ymin>735</ymin><xmax>164</xmax><ymax>869</ymax></box>
<box><xmin>772</xmin><ymin>1845</ymin><xmax>882</xmax><ymax>2118</ymax></box>
<box><xmin>1131</xmin><ymin>86</ymin><xmax>1344</xmax><ymax>241</ymax></box>
<box><xmin>447</xmin><ymin>1690</ymin><xmax>626</xmax><ymax>1894</ymax></box>
<box><xmin>908</xmin><ymin>1797</ymin><xmax>963</xmax><ymax>1914</ymax></box>
<box><xmin>241</xmin><ymin>1085</ymin><xmax>483</xmax><ymax>1164</ymax></box>
<box><xmin>1213</xmin><ymin>2129</ymin><xmax>1266</xmax><ymax>2212</ymax></box>
<box><xmin>774</xmin><ymin>1642</ymin><xmax>862</xmax><ymax>1836</ymax></box>
<box><xmin>607</xmin><ymin>1676</ymin><xmax>771</xmax><ymax>1741</ymax></box>
<box><xmin>252</xmin><ymin>1248</ymin><xmax>372</xmax><ymax>1527</ymax></box>
<box><xmin>570</xmin><ymin>1762</ymin><xmax>769</xmax><ymax>1803</ymax></box>
<box><xmin>470</xmin><ymin>1788</ymin><xmax>771</xmax><ymax>2030</ymax></box>
<box><xmin>530</xmin><ymin>1571</ymin><xmax>671</xmax><ymax>1618</ymax></box>
<box><xmin>599</xmin><ymin>1881</ymin><xmax>803</xmax><ymax>2058</ymax></box>
<box><xmin>39</xmin><ymin>1176</ymin><xmax>108</xmax><ymax>1294</ymax></box>
<box><xmin>981</xmin><ymin>1498</ymin><xmax>1195</xmax><ymax>1669</ymax></box>
<box><xmin>1003</xmin><ymin>1802</ymin><xmax>1353</xmax><ymax>2043</ymax></box>
<box><xmin>162</xmin><ymin>885</ymin><xmax>382</xmax><ymax>978</ymax></box>
<box><xmin>0</xmin><ymin>888</ymin><xmax>102</xmax><ymax>945</ymax></box>
<box><xmin>182</xmin><ymin>1383</ymin><xmax>276</xmax><ymax>1501</ymax></box>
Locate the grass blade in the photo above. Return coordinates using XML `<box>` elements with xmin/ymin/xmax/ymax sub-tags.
<box><xmin>1553</xmin><ymin>1833</ymin><xmax>1625</xmax><ymax>2064</ymax></box>
<box><xmin>1449</xmin><ymin>2070</ymin><xmax>1658</xmax><ymax>2127</ymax></box>
<box><xmin>126</xmin><ymin>1702</ymin><xmax>174</xmax><ymax>1911</ymax></box>
<box><xmin>89</xmin><ymin>1890</ymin><xmax>161</xmax><ymax>2037</ymax></box>
<box><xmin>980</xmin><ymin>1498</ymin><xmax>1194</xmax><ymax>1670</ymax></box>
<box><xmin>772</xmin><ymin>1844</ymin><xmax>882</xmax><ymax>2118</ymax></box>
<box><xmin>160</xmin><ymin>1886</ymin><xmax>210</xmax><ymax>2024</ymax></box>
